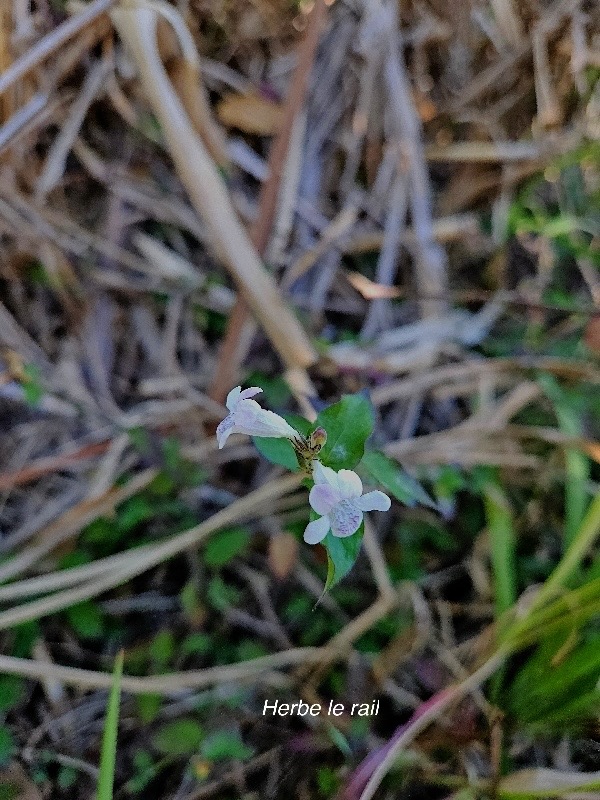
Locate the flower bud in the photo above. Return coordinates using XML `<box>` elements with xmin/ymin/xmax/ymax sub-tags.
<box><xmin>309</xmin><ymin>427</ymin><xmax>327</xmax><ymax>451</ymax></box>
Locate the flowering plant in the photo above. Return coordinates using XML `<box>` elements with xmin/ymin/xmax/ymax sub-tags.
<box><xmin>305</xmin><ymin>463</ymin><xmax>391</xmax><ymax>544</ymax></box>
<box><xmin>216</xmin><ymin>386</ymin><xmax>298</xmax><ymax>447</ymax></box>
<box><xmin>217</xmin><ymin>386</ymin><xmax>432</xmax><ymax>590</ymax></box>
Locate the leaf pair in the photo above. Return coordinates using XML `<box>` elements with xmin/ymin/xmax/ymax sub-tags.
<box><xmin>255</xmin><ymin>394</ymin><xmax>434</xmax><ymax>592</ymax></box>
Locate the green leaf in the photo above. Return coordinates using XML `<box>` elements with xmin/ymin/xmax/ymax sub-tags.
<box><xmin>0</xmin><ymin>728</ymin><xmax>15</xmax><ymax>768</ymax></box>
<box><xmin>483</xmin><ymin>480</ymin><xmax>517</xmax><ymax>619</ymax></box>
<box><xmin>207</xmin><ymin>576</ymin><xmax>241</xmax><ymax>610</ymax></box>
<box><xmin>235</xmin><ymin>640</ymin><xmax>268</xmax><ymax>661</ymax></box>
<box><xmin>253</xmin><ymin>436</ymin><xmax>300</xmax><ymax>471</ymax></box>
<box><xmin>325</xmin><ymin>722</ymin><xmax>352</xmax><ymax>757</ymax></box>
<box><xmin>180</xmin><ymin>581</ymin><xmax>200</xmax><ymax>618</ymax></box>
<box><xmin>22</xmin><ymin>364</ymin><xmax>43</xmax><ymax>406</ymax></box>
<box><xmin>127</xmin><ymin>426</ymin><xmax>152</xmax><ymax>455</ymax></box>
<box><xmin>148</xmin><ymin>471</ymin><xmax>176</xmax><ymax>496</ymax></box>
<box><xmin>10</xmin><ymin>621</ymin><xmax>39</xmax><ymax>659</ymax></box>
<box><xmin>0</xmin><ymin>782</ymin><xmax>20</xmax><ymax>800</ymax></box>
<box><xmin>361</xmin><ymin>451</ymin><xmax>435</xmax><ymax>508</ymax></box>
<box><xmin>66</xmin><ymin>602</ymin><xmax>104</xmax><ymax>640</ymax></box>
<box><xmin>59</xmin><ymin>551</ymin><xmax>92</xmax><ymax>570</ymax></box>
<box><xmin>0</xmin><ymin>677</ymin><xmax>24</xmax><ymax>712</ymax></box>
<box><xmin>96</xmin><ymin>650</ymin><xmax>123</xmax><ymax>800</ymax></box>
<box><xmin>200</xmin><ymin>730</ymin><xmax>253</xmax><ymax>762</ymax></box>
<box><xmin>538</xmin><ymin>374</ymin><xmax>590</xmax><ymax>548</ymax></box>
<box><xmin>125</xmin><ymin>750</ymin><xmax>157</xmax><ymax>794</ymax></box>
<box><xmin>283</xmin><ymin>593</ymin><xmax>312</xmax><ymax>622</ymax></box>
<box><xmin>324</xmin><ymin>522</ymin><xmax>364</xmax><ymax>591</ymax></box>
<box><xmin>532</xmin><ymin>689</ymin><xmax>600</xmax><ymax>731</ymax></box>
<box><xmin>317</xmin><ymin>395</ymin><xmax>374</xmax><ymax>470</ymax></box>
<box><xmin>282</xmin><ymin>413</ymin><xmax>314</xmax><ymax>437</ymax></box>
<box><xmin>506</xmin><ymin>633</ymin><xmax>600</xmax><ymax>730</ymax></box>
<box><xmin>180</xmin><ymin>633</ymin><xmax>212</xmax><ymax>658</ymax></box>
<box><xmin>116</xmin><ymin>496</ymin><xmax>154</xmax><ymax>533</ymax></box>
<box><xmin>499</xmin><ymin>768</ymin><xmax>600</xmax><ymax>799</ymax></box>
<box><xmin>317</xmin><ymin>766</ymin><xmax>340</xmax><ymax>797</ymax></box>
<box><xmin>149</xmin><ymin>630</ymin><xmax>175</xmax><ymax>670</ymax></box>
<box><xmin>161</xmin><ymin>436</ymin><xmax>183</xmax><ymax>473</ymax></box>
<box><xmin>152</xmin><ymin>719</ymin><xmax>203</xmax><ymax>757</ymax></box>
<box><xmin>244</xmin><ymin>373</ymin><xmax>291</xmax><ymax>406</ymax></box>
<box><xmin>136</xmin><ymin>693</ymin><xmax>162</xmax><ymax>724</ymax></box>
<box><xmin>204</xmin><ymin>527</ymin><xmax>250</xmax><ymax>568</ymax></box>
<box><xmin>82</xmin><ymin>518</ymin><xmax>115</xmax><ymax>547</ymax></box>
<box><xmin>253</xmin><ymin>413</ymin><xmax>313</xmax><ymax>470</ymax></box>
<box><xmin>58</xmin><ymin>766</ymin><xmax>78</xmax><ymax>790</ymax></box>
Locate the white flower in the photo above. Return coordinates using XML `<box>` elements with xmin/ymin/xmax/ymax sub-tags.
<box><xmin>303</xmin><ymin>463</ymin><xmax>391</xmax><ymax>544</ymax></box>
<box><xmin>216</xmin><ymin>386</ymin><xmax>299</xmax><ymax>448</ymax></box>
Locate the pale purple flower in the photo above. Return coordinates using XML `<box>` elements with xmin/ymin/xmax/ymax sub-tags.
<box><xmin>303</xmin><ymin>463</ymin><xmax>391</xmax><ymax>544</ymax></box>
<box><xmin>216</xmin><ymin>386</ymin><xmax>299</xmax><ymax>448</ymax></box>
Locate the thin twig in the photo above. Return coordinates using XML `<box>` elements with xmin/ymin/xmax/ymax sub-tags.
<box><xmin>375</xmin><ymin>0</ymin><xmax>448</xmax><ymax>319</ymax></box>
<box><xmin>36</xmin><ymin>58</ymin><xmax>111</xmax><ymax>198</ymax></box>
<box><xmin>0</xmin><ymin>648</ymin><xmax>337</xmax><ymax>694</ymax></box>
<box><xmin>362</xmin><ymin>518</ymin><xmax>394</xmax><ymax>598</ymax></box>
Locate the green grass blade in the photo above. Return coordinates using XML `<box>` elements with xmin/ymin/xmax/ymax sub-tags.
<box><xmin>96</xmin><ymin>650</ymin><xmax>124</xmax><ymax>800</ymax></box>
<box><xmin>562</xmin><ymin>446</ymin><xmax>590</xmax><ymax>548</ymax></box>
<box><xmin>538</xmin><ymin>374</ymin><xmax>590</xmax><ymax>548</ymax></box>
<box><xmin>483</xmin><ymin>481</ymin><xmax>517</xmax><ymax>618</ymax></box>
<box><xmin>509</xmin><ymin>577</ymin><xmax>600</xmax><ymax>637</ymax></box>
<box><xmin>509</xmin><ymin>598</ymin><xmax>600</xmax><ymax>650</ymax></box>
<box><xmin>502</xmin><ymin>491</ymin><xmax>600</xmax><ymax>650</ymax></box>
<box><xmin>531</xmin><ymin>491</ymin><xmax>600</xmax><ymax>612</ymax></box>
<box><xmin>483</xmin><ymin>479</ymin><xmax>517</xmax><ymax>700</ymax></box>
<box><xmin>556</xmin><ymin>407</ymin><xmax>589</xmax><ymax>549</ymax></box>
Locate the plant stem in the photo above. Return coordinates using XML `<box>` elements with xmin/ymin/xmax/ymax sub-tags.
<box><xmin>96</xmin><ymin>650</ymin><xmax>123</xmax><ymax>800</ymax></box>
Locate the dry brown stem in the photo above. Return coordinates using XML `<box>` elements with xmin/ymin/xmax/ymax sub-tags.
<box><xmin>0</xmin><ymin>648</ymin><xmax>335</xmax><ymax>694</ymax></box>
<box><xmin>111</xmin><ymin>2</ymin><xmax>316</xmax><ymax>374</ymax></box>
<box><xmin>208</xmin><ymin>0</ymin><xmax>327</xmax><ymax>404</ymax></box>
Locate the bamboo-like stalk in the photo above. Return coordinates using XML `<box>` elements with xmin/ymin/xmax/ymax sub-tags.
<box><xmin>152</xmin><ymin>15</ymin><xmax>229</xmax><ymax>169</ymax></box>
<box><xmin>111</xmin><ymin>2</ymin><xmax>316</xmax><ymax>372</ymax></box>
<box><xmin>167</xmin><ymin>56</ymin><xmax>229</xmax><ymax>170</ymax></box>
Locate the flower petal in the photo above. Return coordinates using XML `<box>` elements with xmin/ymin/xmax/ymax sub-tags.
<box><xmin>239</xmin><ymin>386</ymin><xmax>263</xmax><ymax>401</ymax></box>
<box><xmin>231</xmin><ymin>404</ymin><xmax>297</xmax><ymax>439</ymax></box>
<box><xmin>330</xmin><ymin>499</ymin><xmax>363</xmax><ymax>538</ymax></box>
<box><xmin>354</xmin><ymin>491</ymin><xmax>391</xmax><ymax>512</ymax></box>
<box><xmin>216</xmin><ymin>414</ymin><xmax>235</xmax><ymax>448</ymax></box>
<box><xmin>309</xmin><ymin>484</ymin><xmax>340</xmax><ymax>515</ymax></box>
<box><xmin>337</xmin><ymin>469</ymin><xmax>363</xmax><ymax>498</ymax></box>
<box><xmin>312</xmin><ymin>462</ymin><xmax>339</xmax><ymax>487</ymax></box>
<box><xmin>225</xmin><ymin>386</ymin><xmax>242</xmax><ymax>411</ymax></box>
<box><xmin>303</xmin><ymin>515</ymin><xmax>331</xmax><ymax>544</ymax></box>
<box><xmin>254</xmin><ymin>408</ymin><xmax>299</xmax><ymax>439</ymax></box>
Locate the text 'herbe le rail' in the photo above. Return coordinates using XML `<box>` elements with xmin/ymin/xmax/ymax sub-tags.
<box><xmin>262</xmin><ymin>699</ymin><xmax>380</xmax><ymax>717</ymax></box>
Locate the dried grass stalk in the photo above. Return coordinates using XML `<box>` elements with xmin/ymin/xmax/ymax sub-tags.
<box><xmin>0</xmin><ymin>0</ymin><xmax>116</xmax><ymax>96</ymax></box>
<box><xmin>111</xmin><ymin>2</ymin><xmax>316</xmax><ymax>372</ymax></box>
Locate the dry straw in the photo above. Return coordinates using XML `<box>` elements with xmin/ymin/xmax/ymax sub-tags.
<box><xmin>110</xmin><ymin>1</ymin><xmax>316</xmax><ymax>373</ymax></box>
